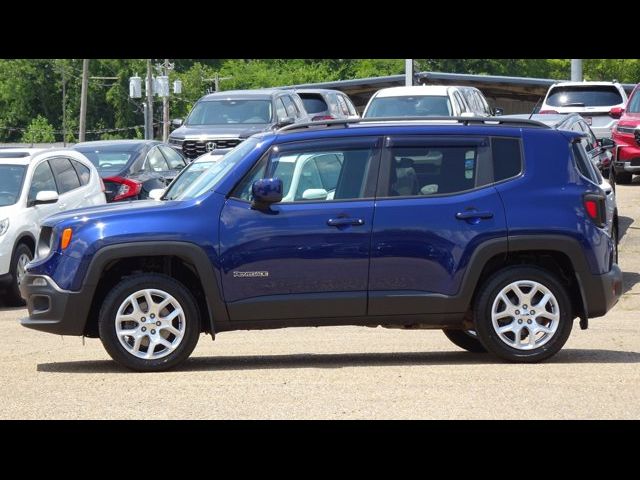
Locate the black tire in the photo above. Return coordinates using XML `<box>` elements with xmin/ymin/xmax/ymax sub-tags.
<box><xmin>614</xmin><ymin>170</ymin><xmax>632</xmax><ymax>184</ymax></box>
<box><xmin>473</xmin><ymin>266</ymin><xmax>573</xmax><ymax>363</ymax></box>
<box><xmin>99</xmin><ymin>273</ymin><xmax>201</xmax><ymax>372</ymax></box>
<box><xmin>6</xmin><ymin>243</ymin><xmax>33</xmax><ymax>306</ymax></box>
<box><xmin>443</xmin><ymin>329</ymin><xmax>487</xmax><ymax>353</ymax></box>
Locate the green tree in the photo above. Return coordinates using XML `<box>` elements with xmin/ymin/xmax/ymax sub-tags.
<box><xmin>21</xmin><ymin>115</ymin><xmax>55</xmax><ymax>144</ymax></box>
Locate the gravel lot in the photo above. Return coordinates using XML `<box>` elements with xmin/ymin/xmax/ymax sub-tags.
<box><xmin>1</xmin><ymin>181</ymin><xmax>639</xmax><ymax>419</ymax></box>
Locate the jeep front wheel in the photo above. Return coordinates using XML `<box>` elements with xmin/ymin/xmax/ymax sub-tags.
<box><xmin>99</xmin><ymin>273</ymin><xmax>201</xmax><ymax>372</ymax></box>
<box><xmin>473</xmin><ymin>266</ymin><xmax>573</xmax><ymax>363</ymax></box>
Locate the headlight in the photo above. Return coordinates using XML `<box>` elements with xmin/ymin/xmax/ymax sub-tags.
<box><xmin>0</xmin><ymin>218</ymin><xmax>9</xmax><ymax>236</ymax></box>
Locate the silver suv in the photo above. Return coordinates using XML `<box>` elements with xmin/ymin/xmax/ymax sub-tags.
<box><xmin>539</xmin><ymin>81</ymin><xmax>628</xmax><ymax>139</ymax></box>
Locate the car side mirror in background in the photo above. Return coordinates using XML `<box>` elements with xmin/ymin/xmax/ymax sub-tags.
<box><xmin>148</xmin><ymin>189</ymin><xmax>165</xmax><ymax>200</ymax></box>
<box><xmin>171</xmin><ymin>118</ymin><xmax>183</xmax><ymax>128</ymax></box>
<box><xmin>609</xmin><ymin>107</ymin><xmax>624</xmax><ymax>119</ymax></box>
<box><xmin>29</xmin><ymin>190</ymin><xmax>59</xmax><ymax>207</ymax></box>
<box><xmin>599</xmin><ymin>137</ymin><xmax>616</xmax><ymax>150</ymax></box>
<box><xmin>302</xmin><ymin>188</ymin><xmax>328</xmax><ymax>200</ymax></box>
<box><xmin>276</xmin><ymin>117</ymin><xmax>295</xmax><ymax>128</ymax></box>
<box><xmin>251</xmin><ymin>178</ymin><xmax>283</xmax><ymax>210</ymax></box>
<box><xmin>493</xmin><ymin>107</ymin><xmax>504</xmax><ymax>116</ymax></box>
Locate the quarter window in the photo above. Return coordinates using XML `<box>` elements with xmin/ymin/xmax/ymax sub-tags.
<box><xmin>146</xmin><ymin>147</ymin><xmax>169</xmax><ymax>172</ymax></box>
<box><xmin>492</xmin><ymin>137</ymin><xmax>523</xmax><ymax>182</ymax></box>
<box><xmin>159</xmin><ymin>146</ymin><xmax>186</xmax><ymax>169</ymax></box>
<box><xmin>282</xmin><ymin>96</ymin><xmax>299</xmax><ymax>118</ymax></box>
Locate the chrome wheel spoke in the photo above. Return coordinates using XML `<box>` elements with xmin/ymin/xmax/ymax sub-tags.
<box><xmin>497</xmin><ymin>324</ymin><xmax>515</xmax><ymax>334</ymax></box>
<box><xmin>161</xmin><ymin>325</ymin><xmax>181</xmax><ymax>336</ymax></box>
<box><xmin>162</xmin><ymin>308</ymin><xmax>182</xmax><ymax>323</ymax></box>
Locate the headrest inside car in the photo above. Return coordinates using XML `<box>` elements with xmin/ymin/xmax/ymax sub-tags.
<box><xmin>396</xmin><ymin>157</ymin><xmax>414</xmax><ymax>168</ymax></box>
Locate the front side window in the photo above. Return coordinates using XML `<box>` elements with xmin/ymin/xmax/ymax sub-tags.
<box><xmin>186</xmin><ymin>99</ymin><xmax>273</xmax><ymax>125</ymax></box>
<box><xmin>232</xmin><ymin>141</ymin><xmax>377</xmax><ymax>203</ymax></box>
<box><xmin>159</xmin><ymin>146</ymin><xmax>186</xmax><ymax>169</ymax></box>
<box><xmin>365</xmin><ymin>95</ymin><xmax>452</xmax><ymax>118</ymax></box>
<box><xmin>146</xmin><ymin>147</ymin><xmax>169</xmax><ymax>172</ymax></box>
<box><xmin>628</xmin><ymin>90</ymin><xmax>640</xmax><ymax>113</ymax></box>
<box><xmin>0</xmin><ymin>165</ymin><xmax>26</xmax><ymax>206</ymax></box>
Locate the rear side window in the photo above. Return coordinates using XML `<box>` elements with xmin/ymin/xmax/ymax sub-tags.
<box><xmin>546</xmin><ymin>86</ymin><xmax>623</xmax><ymax>107</ymax></box>
<box><xmin>71</xmin><ymin>159</ymin><xmax>90</xmax><ymax>185</ymax></box>
<box><xmin>492</xmin><ymin>137</ymin><xmax>522</xmax><ymax>182</ymax></box>
<box><xmin>49</xmin><ymin>157</ymin><xmax>80</xmax><ymax>194</ymax></box>
<box><xmin>300</xmin><ymin>94</ymin><xmax>328</xmax><ymax>114</ymax></box>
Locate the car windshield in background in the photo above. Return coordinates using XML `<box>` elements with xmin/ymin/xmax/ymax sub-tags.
<box><xmin>546</xmin><ymin>86</ymin><xmax>623</xmax><ymax>107</ymax></box>
<box><xmin>300</xmin><ymin>96</ymin><xmax>328</xmax><ymax>114</ymax></box>
<box><xmin>627</xmin><ymin>92</ymin><xmax>640</xmax><ymax>113</ymax></box>
<box><xmin>164</xmin><ymin>161</ymin><xmax>216</xmax><ymax>200</ymax></box>
<box><xmin>173</xmin><ymin>138</ymin><xmax>260</xmax><ymax>201</ymax></box>
<box><xmin>186</xmin><ymin>100</ymin><xmax>273</xmax><ymax>125</ymax></box>
<box><xmin>365</xmin><ymin>96</ymin><xmax>452</xmax><ymax>117</ymax></box>
<box><xmin>74</xmin><ymin>146</ymin><xmax>136</xmax><ymax>174</ymax></box>
<box><xmin>0</xmin><ymin>164</ymin><xmax>26</xmax><ymax>206</ymax></box>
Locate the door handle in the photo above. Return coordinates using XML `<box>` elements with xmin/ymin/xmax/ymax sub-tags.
<box><xmin>455</xmin><ymin>210</ymin><xmax>493</xmax><ymax>220</ymax></box>
<box><xmin>327</xmin><ymin>217</ymin><xmax>365</xmax><ymax>227</ymax></box>
<box><xmin>58</xmin><ymin>203</ymin><xmax>67</xmax><ymax>210</ymax></box>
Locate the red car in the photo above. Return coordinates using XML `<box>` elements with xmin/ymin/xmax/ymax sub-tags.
<box><xmin>612</xmin><ymin>84</ymin><xmax>640</xmax><ymax>184</ymax></box>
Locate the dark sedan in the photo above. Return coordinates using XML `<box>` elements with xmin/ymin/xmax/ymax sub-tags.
<box><xmin>72</xmin><ymin>140</ymin><xmax>187</xmax><ymax>202</ymax></box>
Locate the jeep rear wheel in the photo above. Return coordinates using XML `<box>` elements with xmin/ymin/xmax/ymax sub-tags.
<box><xmin>473</xmin><ymin>266</ymin><xmax>573</xmax><ymax>363</ymax></box>
<box><xmin>99</xmin><ymin>273</ymin><xmax>201</xmax><ymax>372</ymax></box>
<box><xmin>443</xmin><ymin>329</ymin><xmax>487</xmax><ymax>353</ymax></box>
<box><xmin>614</xmin><ymin>171</ymin><xmax>632</xmax><ymax>184</ymax></box>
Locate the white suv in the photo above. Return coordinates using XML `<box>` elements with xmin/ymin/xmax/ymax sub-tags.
<box><xmin>362</xmin><ymin>85</ymin><xmax>493</xmax><ymax>118</ymax></box>
<box><xmin>540</xmin><ymin>81</ymin><xmax>628</xmax><ymax>138</ymax></box>
<box><xmin>0</xmin><ymin>148</ymin><xmax>106</xmax><ymax>304</ymax></box>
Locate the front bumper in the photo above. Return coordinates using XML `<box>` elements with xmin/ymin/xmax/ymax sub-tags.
<box><xmin>582</xmin><ymin>263</ymin><xmax>623</xmax><ymax>318</ymax></box>
<box><xmin>19</xmin><ymin>274</ymin><xmax>89</xmax><ymax>335</ymax></box>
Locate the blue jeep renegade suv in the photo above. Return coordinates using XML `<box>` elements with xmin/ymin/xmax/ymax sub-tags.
<box><xmin>20</xmin><ymin>117</ymin><xmax>623</xmax><ymax>371</ymax></box>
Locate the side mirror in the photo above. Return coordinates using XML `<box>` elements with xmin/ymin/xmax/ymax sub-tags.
<box><xmin>599</xmin><ymin>137</ymin><xmax>616</xmax><ymax>149</ymax></box>
<box><xmin>276</xmin><ymin>116</ymin><xmax>295</xmax><ymax>128</ymax></box>
<box><xmin>30</xmin><ymin>190</ymin><xmax>58</xmax><ymax>207</ymax></box>
<box><xmin>493</xmin><ymin>107</ymin><xmax>504</xmax><ymax>116</ymax></box>
<box><xmin>171</xmin><ymin>118</ymin><xmax>183</xmax><ymax>128</ymax></box>
<box><xmin>148</xmin><ymin>188</ymin><xmax>165</xmax><ymax>200</ymax></box>
<box><xmin>251</xmin><ymin>178</ymin><xmax>283</xmax><ymax>209</ymax></box>
<box><xmin>302</xmin><ymin>188</ymin><xmax>328</xmax><ymax>200</ymax></box>
<box><xmin>609</xmin><ymin>107</ymin><xmax>624</xmax><ymax>119</ymax></box>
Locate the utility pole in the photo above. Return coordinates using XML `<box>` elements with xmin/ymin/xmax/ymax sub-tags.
<box><xmin>405</xmin><ymin>59</ymin><xmax>414</xmax><ymax>86</ymax></box>
<box><xmin>61</xmin><ymin>67</ymin><xmax>66</xmax><ymax>146</ymax></box>
<box><xmin>146</xmin><ymin>59</ymin><xmax>154</xmax><ymax>140</ymax></box>
<box><xmin>571</xmin><ymin>59</ymin><xmax>583</xmax><ymax>82</ymax></box>
<box><xmin>163</xmin><ymin>59</ymin><xmax>170</xmax><ymax>141</ymax></box>
<box><xmin>79</xmin><ymin>59</ymin><xmax>89</xmax><ymax>143</ymax></box>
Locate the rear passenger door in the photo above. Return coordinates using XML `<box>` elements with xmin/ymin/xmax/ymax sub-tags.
<box><xmin>368</xmin><ymin>135</ymin><xmax>511</xmax><ymax>315</ymax></box>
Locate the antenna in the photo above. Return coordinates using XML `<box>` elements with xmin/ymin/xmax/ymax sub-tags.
<box><xmin>528</xmin><ymin>97</ymin><xmax>543</xmax><ymax>120</ymax></box>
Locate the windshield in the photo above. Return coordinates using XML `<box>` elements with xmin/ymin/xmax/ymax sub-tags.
<box><xmin>186</xmin><ymin>99</ymin><xmax>273</xmax><ymax>125</ymax></box>
<box><xmin>173</xmin><ymin>138</ymin><xmax>260</xmax><ymax>200</ymax></box>
<box><xmin>74</xmin><ymin>145</ymin><xmax>138</xmax><ymax>175</ymax></box>
<box><xmin>164</xmin><ymin>160</ymin><xmax>216</xmax><ymax>200</ymax></box>
<box><xmin>628</xmin><ymin>90</ymin><xmax>640</xmax><ymax>113</ymax></box>
<box><xmin>0</xmin><ymin>164</ymin><xmax>26</xmax><ymax>206</ymax></box>
<box><xmin>546</xmin><ymin>86</ymin><xmax>623</xmax><ymax>107</ymax></box>
<box><xmin>365</xmin><ymin>95</ymin><xmax>452</xmax><ymax>117</ymax></box>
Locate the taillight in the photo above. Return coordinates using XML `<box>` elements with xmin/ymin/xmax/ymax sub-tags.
<box><xmin>312</xmin><ymin>115</ymin><xmax>335</xmax><ymax>121</ymax></box>
<box><xmin>539</xmin><ymin>109</ymin><xmax>559</xmax><ymax>114</ymax></box>
<box><xmin>583</xmin><ymin>193</ymin><xmax>606</xmax><ymax>228</ymax></box>
<box><xmin>104</xmin><ymin>176</ymin><xmax>142</xmax><ymax>202</ymax></box>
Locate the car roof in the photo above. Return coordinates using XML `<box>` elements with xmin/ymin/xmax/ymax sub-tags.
<box><xmin>502</xmin><ymin>113</ymin><xmax>583</xmax><ymax>128</ymax></box>
<box><xmin>550</xmin><ymin>81</ymin><xmax>622</xmax><ymax>88</ymax></box>
<box><xmin>199</xmin><ymin>88</ymin><xmax>294</xmax><ymax>101</ymax></box>
<box><xmin>72</xmin><ymin>140</ymin><xmax>159</xmax><ymax>150</ymax></box>
<box><xmin>373</xmin><ymin>86</ymin><xmax>451</xmax><ymax>97</ymax></box>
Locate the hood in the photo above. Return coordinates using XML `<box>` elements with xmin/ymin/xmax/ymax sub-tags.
<box><xmin>42</xmin><ymin>199</ymin><xmax>167</xmax><ymax>227</ymax></box>
<box><xmin>170</xmin><ymin>123</ymin><xmax>270</xmax><ymax>139</ymax></box>
<box><xmin>619</xmin><ymin>111</ymin><xmax>640</xmax><ymax>125</ymax></box>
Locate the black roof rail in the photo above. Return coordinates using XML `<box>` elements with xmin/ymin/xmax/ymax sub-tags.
<box><xmin>277</xmin><ymin>116</ymin><xmax>550</xmax><ymax>133</ymax></box>
<box><xmin>0</xmin><ymin>151</ymin><xmax>31</xmax><ymax>158</ymax></box>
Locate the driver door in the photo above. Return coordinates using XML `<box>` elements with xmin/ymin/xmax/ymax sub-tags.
<box><xmin>218</xmin><ymin>136</ymin><xmax>381</xmax><ymax>322</ymax></box>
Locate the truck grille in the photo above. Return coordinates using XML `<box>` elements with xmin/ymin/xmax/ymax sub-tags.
<box><xmin>182</xmin><ymin>139</ymin><xmax>242</xmax><ymax>158</ymax></box>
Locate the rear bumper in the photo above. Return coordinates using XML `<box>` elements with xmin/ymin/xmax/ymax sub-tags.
<box><xmin>581</xmin><ymin>264</ymin><xmax>623</xmax><ymax>318</ymax></box>
<box><xmin>19</xmin><ymin>274</ymin><xmax>89</xmax><ymax>335</ymax></box>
